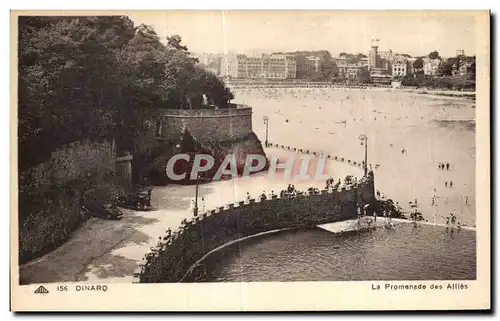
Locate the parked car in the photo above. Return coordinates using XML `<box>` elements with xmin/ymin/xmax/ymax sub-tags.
<box><xmin>82</xmin><ymin>202</ymin><xmax>123</xmax><ymax>220</ymax></box>
<box><xmin>114</xmin><ymin>191</ymin><xmax>151</xmax><ymax>211</ymax></box>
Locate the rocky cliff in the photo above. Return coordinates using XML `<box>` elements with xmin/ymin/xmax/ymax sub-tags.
<box><xmin>147</xmin><ymin>129</ymin><xmax>268</xmax><ymax>185</ymax></box>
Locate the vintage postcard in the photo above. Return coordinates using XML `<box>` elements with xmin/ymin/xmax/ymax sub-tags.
<box><xmin>11</xmin><ymin>10</ymin><xmax>490</xmax><ymax>311</ymax></box>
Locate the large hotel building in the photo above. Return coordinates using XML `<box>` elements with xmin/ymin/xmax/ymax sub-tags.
<box><xmin>219</xmin><ymin>53</ymin><xmax>297</xmax><ymax>79</ymax></box>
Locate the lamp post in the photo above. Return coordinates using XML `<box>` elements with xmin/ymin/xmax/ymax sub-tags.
<box><xmin>194</xmin><ymin>174</ymin><xmax>200</xmax><ymax>217</ymax></box>
<box><xmin>263</xmin><ymin>116</ymin><xmax>269</xmax><ymax>147</ymax></box>
<box><xmin>358</xmin><ymin>134</ymin><xmax>368</xmax><ymax>177</ymax></box>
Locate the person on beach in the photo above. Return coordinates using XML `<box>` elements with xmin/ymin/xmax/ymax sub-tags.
<box><xmin>446</xmin><ymin>163</ymin><xmax>450</xmax><ymax>170</ymax></box>
<box><xmin>449</xmin><ymin>181</ymin><xmax>453</xmax><ymax>188</ymax></box>
<box><xmin>411</xmin><ymin>220</ymin><xmax>419</xmax><ymax>234</ymax></box>
<box><xmin>146</xmin><ymin>186</ymin><xmax>152</xmax><ymax>207</ymax></box>
<box><xmin>445</xmin><ymin>181</ymin><xmax>448</xmax><ymax>188</ymax></box>
<box><xmin>465</xmin><ymin>196</ymin><xmax>468</xmax><ymax>205</ymax></box>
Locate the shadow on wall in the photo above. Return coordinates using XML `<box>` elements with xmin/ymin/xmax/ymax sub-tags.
<box><xmin>18</xmin><ymin>172</ymin><xmax>130</xmax><ymax>265</ymax></box>
<box><xmin>18</xmin><ymin>210</ymin><xmax>161</xmax><ymax>285</ymax></box>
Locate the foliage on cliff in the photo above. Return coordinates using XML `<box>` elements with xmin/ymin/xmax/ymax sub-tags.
<box><xmin>18</xmin><ymin>16</ymin><xmax>234</xmax><ymax>169</ymax></box>
<box><xmin>401</xmin><ymin>73</ymin><xmax>475</xmax><ymax>90</ymax></box>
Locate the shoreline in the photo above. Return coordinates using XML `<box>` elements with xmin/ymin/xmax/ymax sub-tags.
<box><xmin>229</xmin><ymin>84</ymin><xmax>475</xmax><ymax>98</ymax></box>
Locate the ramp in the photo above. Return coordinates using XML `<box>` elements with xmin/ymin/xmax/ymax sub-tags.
<box><xmin>318</xmin><ymin>217</ymin><xmax>475</xmax><ymax>234</ymax></box>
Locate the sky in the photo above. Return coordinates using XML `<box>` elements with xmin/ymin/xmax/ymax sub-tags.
<box><xmin>128</xmin><ymin>11</ymin><xmax>481</xmax><ymax>57</ymax></box>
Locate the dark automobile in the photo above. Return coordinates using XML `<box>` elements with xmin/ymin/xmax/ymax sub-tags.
<box><xmin>82</xmin><ymin>202</ymin><xmax>123</xmax><ymax>220</ymax></box>
<box><xmin>114</xmin><ymin>191</ymin><xmax>152</xmax><ymax>211</ymax></box>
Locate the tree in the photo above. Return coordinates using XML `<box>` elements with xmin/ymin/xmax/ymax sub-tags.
<box><xmin>18</xmin><ymin>16</ymin><xmax>234</xmax><ymax>169</ymax></box>
<box><xmin>428</xmin><ymin>51</ymin><xmax>440</xmax><ymax>60</ymax></box>
<box><xmin>18</xmin><ymin>16</ymin><xmax>135</xmax><ymax>167</ymax></box>
<box><xmin>318</xmin><ymin>59</ymin><xmax>338</xmax><ymax>81</ymax></box>
<box><xmin>468</xmin><ymin>60</ymin><xmax>476</xmax><ymax>80</ymax></box>
<box><xmin>413</xmin><ymin>57</ymin><xmax>424</xmax><ymax>70</ymax></box>
<box><xmin>166</xmin><ymin>34</ymin><xmax>188</xmax><ymax>51</ymax></box>
<box><xmin>358</xmin><ymin>68</ymin><xmax>371</xmax><ymax>83</ymax></box>
<box><xmin>437</xmin><ymin>60</ymin><xmax>453</xmax><ymax>76</ymax></box>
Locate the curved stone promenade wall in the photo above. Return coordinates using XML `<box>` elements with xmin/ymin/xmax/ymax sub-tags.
<box><xmin>156</xmin><ymin>105</ymin><xmax>253</xmax><ymax>142</ymax></box>
<box><xmin>133</xmin><ymin>175</ymin><xmax>375</xmax><ymax>283</ymax></box>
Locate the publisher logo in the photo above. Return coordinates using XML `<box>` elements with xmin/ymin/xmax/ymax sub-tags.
<box><xmin>34</xmin><ymin>285</ymin><xmax>49</xmax><ymax>294</ymax></box>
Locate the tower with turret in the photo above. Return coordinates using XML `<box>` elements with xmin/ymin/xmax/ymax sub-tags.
<box><xmin>368</xmin><ymin>39</ymin><xmax>380</xmax><ymax>70</ymax></box>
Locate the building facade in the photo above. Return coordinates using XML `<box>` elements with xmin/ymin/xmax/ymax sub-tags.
<box><xmin>370</xmin><ymin>68</ymin><xmax>392</xmax><ymax>84</ymax></box>
<box><xmin>220</xmin><ymin>53</ymin><xmax>296</xmax><ymax>79</ymax></box>
<box><xmin>378</xmin><ymin>50</ymin><xmax>393</xmax><ymax>62</ymax></box>
<box><xmin>368</xmin><ymin>45</ymin><xmax>379</xmax><ymax>70</ymax></box>
<box><xmin>285</xmin><ymin>55</ymin><xmax>298</xmax><ymax>79</ymax></box>
<box><xmin>338</xmin><ymin>60</ymin><xmax>365</xmax><ymax>80</ymax></box>
<box><xmin>423</xmin><ymin>58</ymin><xmax>441</xmax><ymax>76</ymax></box>
<box><xmin>459</xmin><ymin>61</ymin><xmax>472</xmax><ymax>76</ymax></box>
<box><xmin>378</xmin><ymin>50</ymin><xmax>393</xmax><ymax>71</ymax></box>
<box><xmin>305</xmin><ymin>56</ymin><xmax>321</xmax><ymax>73</ymax></box>
<box><xmin>367</xmin><ymin>42</ymin><xmax>391</xmax><ymax>82</ymax></box>
<box><xmin>406</xmin><ymin>57</ymin><xmax>417</xmax><ymax>74</ymax></box>
<box><xmin>247</xmin><ymin>56</ymin><xmax>264</xmax><ymax>78</ymax></box>
<box><xmin>220</xmin><ymin>54</ymin><xmax>243</xmax><ymax>78</ymax></box>
<box><xmin>391</xmin><ymin>55</ymin><xmax>409</xmax><ymax>77</ymax></box>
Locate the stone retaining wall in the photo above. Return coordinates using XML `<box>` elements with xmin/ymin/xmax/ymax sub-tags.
<box><xmin>133</xmin><ymin>175</ymin><xmax>375</xmax><ymax>283</ymax></box>
<box><xmin>156</xmin><ymin>105</ymin><xmax>253</xmax><ymax>143</ymax></box>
